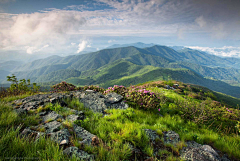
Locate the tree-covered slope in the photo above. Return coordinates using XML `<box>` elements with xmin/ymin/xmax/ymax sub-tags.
<box><xmin>66</xmin><ymin>59</ymin><xmax>240</xmax><ymax>98</ymax></box>
<box><xmin>12</xmin><ymin>55</ymin><xmax>63</xmax><ymax>72</ymax></box>
<box><xmin>33</xmin><ymin>69</ymin><xmax>81</xmax><ymax>83</ymax></box>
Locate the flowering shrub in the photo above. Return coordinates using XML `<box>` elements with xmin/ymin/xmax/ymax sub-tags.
<box><xmin>104</xmin><ymin>85</ymin><xmax>160</xmax><ymax>110</ymax></box>
<box><xmin>51</xmin><ymin>81</ymin><xmax>76</xmax><ymax>93</ymax></box>
<box><xmin>104</xmin><ymin>85</ymin><xmax>128</xmax><ymax>96</ymax></box>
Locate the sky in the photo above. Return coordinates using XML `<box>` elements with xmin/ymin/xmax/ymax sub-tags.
<box><xmin>0</xmin><ymin>0</ymin><xmax>240</xmax><ymax>57</ymax></box>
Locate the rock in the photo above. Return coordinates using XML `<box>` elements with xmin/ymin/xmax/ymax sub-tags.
<box><xmin>42</xmin><ymin>111</ymin><xmax>63</xmax><ymax>123</ymax></box>
<box><xmin>63</xmin><ymin>146</ymin><xmax>94</xmax><ymax>161</ymax></box>
<box><xmin>105</xmin><ymin>92</ymin><xmax>123</xmax><ymax>103</ymax></box>
<box><xmin>79</xmin><ymin>92</ymin><xmax>128</xmax><ymax>114</ymax></box>
<box><xmin>66</xmin><ymin>114</ymin><xmax>83</xmax><ymax>122</ymax></box>
<box><xmin>85</xmin><ymin>90</ymin><xmax>95</xmax><ymax>93</ymax></box>
<box><xmin>49</xmin><ymin>128</ymin><xmax>71</xmax><ymax>144</ymax></box>
<box><xmin>60</xmin><ymin>139</ymin><xmax>68</xmax><ymax>145</ymax></box>
<box><xmin>73</xmin><ymin>124</ymin><xmax>96</xmax><ymax>146</ymax></box>
<box><xmin>179</xmin><ymin>141</ymin><xmax>230</xmax><ymax>161</ymax></box>
<box><xmin>201</xmin><ymin>145</ymin><xmax>219</xmax><ymax>157</ymax></box>
<box><xmin>20</xmin><ymin>127</ymin><xmax>33</xmax><ymax>138</ymax></box>
<box><xmin>44</xmin><ymin>120</ymin><xmax>62</xmax><ymax>133</ymax></box>
<box><xmin>143</xmin><ymin>129</ymin><xmax>160</xmax><ymax>143</ymax></box>
<box><xmin>162</xmin><ymin>131</ymin><xmax>180</xmax><ymax>146</ymax></box>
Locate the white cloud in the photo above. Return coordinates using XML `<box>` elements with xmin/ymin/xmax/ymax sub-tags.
<box><xmin>77</xmin><ymin>40</ymin><xmax>88</xmax><ymax>53</ymax></box>
<box><xmin>0</xmin><ymin>10</ymin><xmax>86</xmax><ymax>49</ymax></box>
<box><xmin>186</xmin><ymin>46</ymin><xmax>240</xmax><ymax>57</ymax></box>
<box><xmin>195</xmin><ymin>16</ymin><xmax>206</xmax><ymax>28</ymax></box>
<box><xmin>0</xmin><ymin>0</ymin><xmax>239</xmax><ymax>54</ymax></box>
<box><xmin>25</xmin><ymin>44</ymin><xmax>49</xmax><ymax>54</ymax></box>
<box><xmin>108</xmin><ymin>39</ymin><xmax>116</xmax><ymax>43</ymax></box>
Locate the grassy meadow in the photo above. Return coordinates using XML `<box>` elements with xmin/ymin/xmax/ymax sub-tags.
<box><xmin>0</xmin><ymin>80</ymin><xmax>240</xmax><ymax>161</ymax></box>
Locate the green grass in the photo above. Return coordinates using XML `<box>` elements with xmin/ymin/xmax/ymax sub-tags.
<box><xmin>0</xmin><ymin>81</ymin><xmax>240</xmax><ymax>161</ymax></box>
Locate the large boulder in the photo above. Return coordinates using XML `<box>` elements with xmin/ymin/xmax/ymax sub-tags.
<box><xmin>180</xmin><ymin>141</ymin><xmax>230</xmax><ymax>161</ymax></box>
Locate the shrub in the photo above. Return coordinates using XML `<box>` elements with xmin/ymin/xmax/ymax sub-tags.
<box><xmin>0</xmin><ymin>75</ymin><xmax>40</xmax><ymax>98</ymax></box>
<box><xmin>104</xmin><ymin>85</ymin><xmax>161</xmax><ymax>110</ymax></box>
<box><xmin>51</xmin><ymin>81</ymin><xmax>76</xmax><ymax>93</ymax></box>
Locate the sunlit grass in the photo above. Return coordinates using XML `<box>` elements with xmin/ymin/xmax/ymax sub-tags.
<box><xmin>0</xmin><ymin>81</ymin><xmax>240</xmax><ymax>160</ymax></box>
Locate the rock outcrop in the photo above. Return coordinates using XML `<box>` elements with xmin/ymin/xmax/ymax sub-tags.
<box><xmin>11</xmin><ymin>90</ymin><xmax>233</xmax><ymax>161</ymax></box>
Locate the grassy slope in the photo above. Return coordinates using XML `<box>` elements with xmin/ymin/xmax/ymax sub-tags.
<box><xmin>66</xmin><ymin>59</ymin><xmax>240</xmax><ymax>99</ymax></box>
<box><xmin>0</xmin><ymin>81</ymin><xmax>240</xmax><ymax>161</ymax></box>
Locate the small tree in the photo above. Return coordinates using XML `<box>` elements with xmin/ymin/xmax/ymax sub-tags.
<box><xmin>6</xmin><ymin>74</ymin><xmax>40</xmax><ymax>95</ymax></box>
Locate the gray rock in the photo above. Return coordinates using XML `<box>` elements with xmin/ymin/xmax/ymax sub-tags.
<box><xmin>85</xmin><ymin>90</ymin><xmax>95</xmax><ymax>93</ymax></box>
<box><xmin>73</xmin><ymin>124</ymin><xmax>96</xmax><ymax>146</ymax></box>
<box><xmin>180</xmin><ymin>146</ymin><xmax>220</xmax><ymax>161</ymax></box>
<box><xmin>80</xmin><ymin>92</ymin><xmax>128</xmax><ymax>114</ymax></box>
<box><xmin>143</xmin><ymin>129</ymin><xmax>160</xmax><ymax>143</ymax></box>
<box><xmin>44</xmin><ymin>120</ymin><xmax>62</xmax><ymax>133</ymax></box>
<box><xmin>42</xmin><ymin>111</ymin><xmax>63</xmax><ymax>123</ymax></box>
<box><xmin>105</xmin><ymin>92</ymin><xmax>123</xmax><ymax>103</ymax></box>
<box><xmin>162</xmin><ymin>130</ymin><xmax>180</xmax><ymax>146</ymax></box>
<box><xmin>63</xmin><ymin>146</ymin><xmax>94</xmax><ymax>161</ymax></box>
<box><xmin>201</xmin><ymin>145</ymin><xmax>219</xmax><ymax>157</ymax></box>
<box><xmin>50</xmin><ymin>128</ymin><xmax>71</xmax><ymax>144</ymax></box>
<box><xmin>180</xmin><ymin>141</ymin><xmax>224</xmax><ymax>161</ymax></box>
<box><xmin>66</xmin><ymin>115</ymin><xmax>83</xmax><ymax>122</ymax></box>
<box><xmin>20</xmin><ymin>127</ymin><xmax>33</xmax><ymax>138</ymax></box>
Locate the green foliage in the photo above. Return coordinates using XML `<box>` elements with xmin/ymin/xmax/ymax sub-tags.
<box><xmin>236</xmin><ymin>121</ymin><xmax>240</xmax><ymax>133</ymax></box>
<box><xmin>47</xmin><ymin>103</ymin><xmax>63</xmax><ymax>112</ymax></box>
<box><xmin>0</xmin><ymin>74</ymin><xmax>40</xmax><ymax>98</ymax></box>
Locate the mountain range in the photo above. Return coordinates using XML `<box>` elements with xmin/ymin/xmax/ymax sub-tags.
<box><xmin>1</xmin><ymin>43</ymin><xmax>240</xmax><ymax>98</ymax></box>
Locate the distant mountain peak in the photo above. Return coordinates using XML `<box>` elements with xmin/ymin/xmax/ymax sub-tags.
<box><xmin>106</xmin><ymin>42</ymin><xmax>156</xmax><ymax>49</ymax></box>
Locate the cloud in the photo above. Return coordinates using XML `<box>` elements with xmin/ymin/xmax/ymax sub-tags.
<box><xmin>195</xmin><ymin>16</ymin><xmax>206</xmax><ymax>28</ymax></box>
<box><xmin>71</xmin><ymin>43</ymin><xmax>76</xmax><ymax>46</ymax></box>
<box><xmin>77</xmin><ymin>40</ymin><xmax>88</xmax><ymax>53</ymax></box>
<box><xmin>0</xmin><ymin>10</ymin><xmax>86</xmax><ymax>49</ymax></box>
<box><xmin>25</xmin><ymin>44</ymin><xmax>49</xmax><ymax>54</ymax></box>
<box><xmin>108</xmin><ymin>39</ymin><xmax>116</xmax><ymax>43</ymax></box>
<box><xmin>0</xmin><ymin>0</ymin><xmax>240</xmax><ymax>53</ymax></box>
<box><xmin>186</xmin><ymin>46</ymin><xmax>240</xmax><ymax>57</ymax></box>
